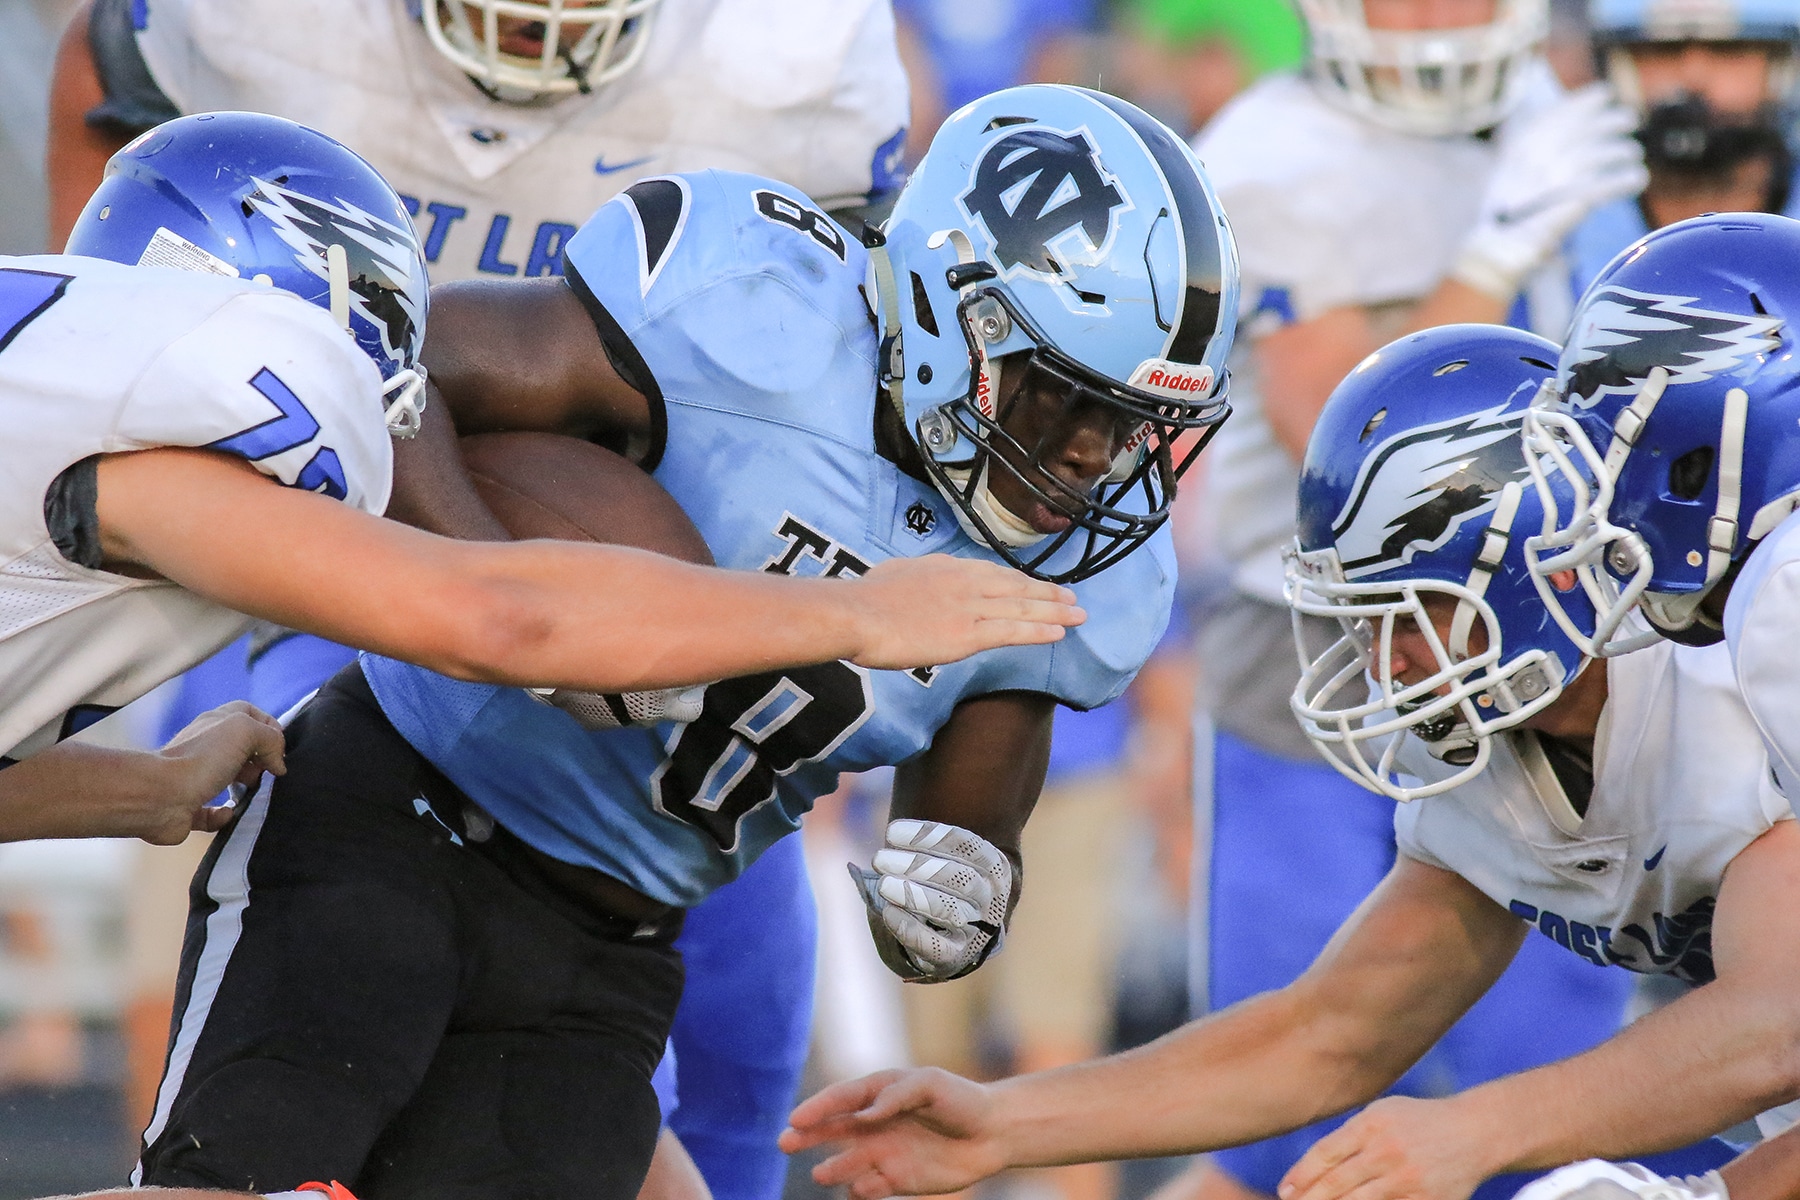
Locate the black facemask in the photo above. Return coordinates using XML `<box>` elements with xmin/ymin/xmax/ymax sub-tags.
<box><xmin>1638</xmin><ymin>95</ymin><xmax>1794</xmax><ymax>213</ymax></box>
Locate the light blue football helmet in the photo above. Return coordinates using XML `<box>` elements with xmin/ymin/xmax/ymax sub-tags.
<box><xmin>1591</xmin><ymin>0</ymin><xmax>1800</xmax><ymax>108</ymax></box>
<box><xmin>66</xmin><ymin>111</ymin><xmax>431</xmax><ymax>437</ymax></box>
<box><xmin>1287</xmin><ymin>325</ymin><xmax>1596</xmax><ymax>802</ymax></box>
<box><xmin>876</xmin><ymin>84</ymin><xmax>1239</xmax><ymax>583</ymax></box>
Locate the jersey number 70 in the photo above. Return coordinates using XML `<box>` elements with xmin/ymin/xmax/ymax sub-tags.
<box><xmin>0</xmin><ymin>268</ymin><xmax>348</xmax><ymax>500</ymax></box>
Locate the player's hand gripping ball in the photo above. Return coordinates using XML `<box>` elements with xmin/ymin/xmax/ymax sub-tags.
<box><xmin>460</xmin><ymin>432</ymin><xmax>712</xmax><ymax>728</ymax></box>
<box><xmin>851</xmin><ymin>819</ymin><xmax>1016</xmax><ymax>982</ymax></box>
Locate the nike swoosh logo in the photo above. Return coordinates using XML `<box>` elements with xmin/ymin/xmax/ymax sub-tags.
<box><xmin>595</xmin><ymin>154</ymin><xmax>653</xmax><ymax>176</ymax></box>
<box><xmin>1644</xmin><ymin>845</ymin><xmax>1667</xmax><ymax>871</ymax></box>
<box><xmin>1491</xmin><ymin>185</ymin><xmax>1593</xmax><ymax>227</ymax></box>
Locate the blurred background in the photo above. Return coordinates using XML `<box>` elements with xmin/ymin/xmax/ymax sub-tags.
<box><xmin>0</xmin><ymin>0</ymin><xmax>1640</xmax><ymax>1193</ymax></box>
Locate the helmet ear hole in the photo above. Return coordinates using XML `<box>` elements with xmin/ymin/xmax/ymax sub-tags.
<box><xmin>910</xmin><ymin>272</ymin><xmax>940</xmax><ymax>338</ymax></box>
<box><xmin>1668</xmin><ymin>445</ymin><xmax>1715</xmax><ymax>500</ymax></box>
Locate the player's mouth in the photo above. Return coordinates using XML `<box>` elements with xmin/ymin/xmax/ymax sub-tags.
<box><xmin>1023</xmin><ymin>501</ymin><xmax>1074</xmax><ymax>536</ymax></box>
<box><xmin>498</xmin><ymin>21</ymin><xmax>551</xmax><ymax>56</ymax></box>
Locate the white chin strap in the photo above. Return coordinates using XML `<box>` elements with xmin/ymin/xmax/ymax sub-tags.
<box><xmin>941</xmin><ymin>461</ymin><xmax>1047</xmax><ymax>549</ymax></box>
<box><xmin>928</xmin><ymin>356</ymin><xmax>1049</xmax><ymax>549</ymax></box>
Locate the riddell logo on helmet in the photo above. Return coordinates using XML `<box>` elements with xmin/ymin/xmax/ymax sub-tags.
<box><xmin>974</xmin><ymin>363</ymin><xmax>998</xmax><ymax>418</ymax></box>
<box><xmin>1130</xmin><ymin>360</ymin><xmax>1214</xmax><ymax>399</ymax></box>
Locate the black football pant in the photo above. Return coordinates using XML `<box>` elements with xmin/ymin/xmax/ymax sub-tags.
<box><xmin>136</xmin><ymin>664</ymin><xmax>683</xmax><ymax>1200</ymax></box>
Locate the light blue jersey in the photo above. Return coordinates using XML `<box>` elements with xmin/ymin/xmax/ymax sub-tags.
<box><xmin>363</xmin><ymin>170</ymin><xmax>1174</xmax><ymax>908</ymax></box>
<box><xmin>1567</xmin><ymin>167</ymin><xmax>1800</xmax><ymax>295</ymax></box>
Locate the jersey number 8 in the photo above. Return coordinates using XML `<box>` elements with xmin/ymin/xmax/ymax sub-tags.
<box><xmin>651</xmin><ymin>660</ymin><xmax>873</xmax><ymax>853</ymax></box>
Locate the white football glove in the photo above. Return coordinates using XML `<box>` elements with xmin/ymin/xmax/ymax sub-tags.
<box><xmin>1512</xmin><ymin>1161</ymin><xmax>1727</xmax><ymax>1200</ymax></box>
<box><xmin>1454</xmin><ymin>84</ymin><xmax>1649</xmax><ymax>302</ymax></box>
<box><xmin>526</xmin><ymin>684</ymin><xmax>706</xmax><ymax>731</ymax></box>
<box><xmin>849</xmin><ymin>818</ymin><xmax>1016</xmax><ymax>983</ymax></box>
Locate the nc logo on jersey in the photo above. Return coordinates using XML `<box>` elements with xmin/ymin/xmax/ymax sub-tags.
<box><xmin>1560</xmin><ymin>285</ymin><xmax>1783</xmax><ymax>408</ymax></box>
<box><xmin>246</xmin><ymin>177</ymin><xmax>428</xmax><ymax>369</ymax></box>
<box><xmin>1331</xmin><ymin>402</ymin><xmax>1529</xmax><ymax>580</ymax></box>
<box><xmin>959</xmin><ymin>127</ymin><xmax>1129</xmax><ymax>282</ymax></box>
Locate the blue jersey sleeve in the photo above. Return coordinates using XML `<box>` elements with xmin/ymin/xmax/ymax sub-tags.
<box><xmin>562</xmin><ymin>170</ymin><xmax>880</xmax><ymax>453</ymax></box>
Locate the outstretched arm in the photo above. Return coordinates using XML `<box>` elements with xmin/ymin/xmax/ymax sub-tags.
<box><xmin>96</xmin><ymin>449</ymin><xmax>1082</xmax><ymax>687</ymax></box>
<box><xmin>0</xmin><ymin>701</ymin><xmax>283</xmax><ymax>844</ymax></box>
<box><xmin>782</xmin><ymin>857</ymin><xmax>1522</xmax><ymax>1197</ymax></box>
<box><xmin>1277</xmin><ymin>820</ymin><xmax>1800</xmax><ymax>1200</ymax></box>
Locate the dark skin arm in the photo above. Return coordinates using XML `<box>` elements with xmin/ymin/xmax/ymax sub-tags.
<box><xmin>47</xmin><ymin>1</ymin><xmax>134</xmax><ymax>250</ymax></box>
<box><xmin>890</xmin><ymin>690</ymin><xmax>1056</xmax><ymax>889</ymax></box>
<box><xmin>388</xmin><ymin>278</ymin><xmax>646</xmax><ymax>538</ymax></box>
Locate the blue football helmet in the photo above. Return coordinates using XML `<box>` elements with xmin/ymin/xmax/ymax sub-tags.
<box><xmin>1523</xmin><ymin>212</ymin><xmax>1800</xmax><ymax>652</ymax></box>
<box><xmin>65</xmin><ymin>111</ymin><xmax>431</xmax><ymax>437</ymax></box>
<box><xmin>876</xmin><ymin>84</ymin><xmax>1238</xmax><ymax>583</ymax></box>
<box><xmin>1288</xmin><ymin>325</ymin><xmax>1596</xmax><ymax>802</ymax></box>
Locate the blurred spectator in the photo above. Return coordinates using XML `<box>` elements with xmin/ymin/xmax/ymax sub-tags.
<box><xmin>1569</xmin><ymin>0</ymin><xmax>1800</xmax><ymax>293</ymax></box>
<box><xmin>1546</xmin><ymin>0</ymin><xmax>1601</xmax><ymax>87</ymax></box>
<box><xmin>893</xmin><ymin>0</ymin><xmax>1100</xmax><ymax>160</ymax></box>
<box><xmin>1113</xmin><ymin>0</ymin><xmax>1306</xmax><ymax>136</ymax></box>
<box><xmin>0</xmin><ymin>0</ymin><xmax>81</xmax><ymax>254</ymax></box>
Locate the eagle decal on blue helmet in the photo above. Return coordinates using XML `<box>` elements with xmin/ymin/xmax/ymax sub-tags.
<box><xmin>958</xmin><ymin>128</ymin><xmax>1131</xmax><ymax>282</ymax></box>
<box><xmin>246</xmin><ymin>176</ymin><xmax>428</xmax><ymax>375</ymax></box>
<box><xmin>66</xmin><ymin>111</ymin><xmax>431</xmax><ymax>436</ymax></box>
<box><xmin>1331</xmin><ymin>402</ymin><xmax>1530</xmax><ymax>580</ymax></box>
<box><xmin>1560</xmin><ymin>285</ymin><xmax>1782</xmax><ymax>409</ymax></box>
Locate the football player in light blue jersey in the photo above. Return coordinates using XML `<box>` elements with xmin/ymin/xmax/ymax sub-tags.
<box><xmin>1567</xmin><ymin>0</ymin><xmax>1800</xmax><ymax>292</ymax></box>
<box><xmin>134</xmin><ymin>84</ymin><xmax>1238</xmax><ymax>1198</ymax></box>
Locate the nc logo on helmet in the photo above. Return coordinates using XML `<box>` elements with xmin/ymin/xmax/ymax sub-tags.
<box><xmin>959</xmin><ymin>127</ymin><xmax>1129</xmax><ymax>281</ymax></box>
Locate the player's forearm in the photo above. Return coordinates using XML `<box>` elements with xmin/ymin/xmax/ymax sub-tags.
<box><xmin>445</xmin><ymin>540</ymin><xmax>872</xmax><ymax>689</ymax></box>
<box><xmin>0</xmin><ymin>741</ymin><xmax>184</xmax><ymax>842</ymax></box>
<box><xmin>46</xmin><ymin>3</ymin><xmax>132</xmax><ymax>250</ymax></box>
<box><xmin>986</xmin><ymin>988</ymin><xmax>1404</xmax><ymax>1168</ymax></box>
<box><xmin>1442</xmin><ymin>976</ymin><xmax>1800</xmax><ymax>1179</ymax></box>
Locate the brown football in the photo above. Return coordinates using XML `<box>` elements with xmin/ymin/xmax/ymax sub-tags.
<box><xmin>459</xmin><ymin>432</ymin><xmax>713</xmax><ymax>567</ymax></box>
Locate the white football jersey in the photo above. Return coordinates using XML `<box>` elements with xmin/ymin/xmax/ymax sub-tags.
<box><xmin>1192</xmin><ymin>69</ymin><xmax>1570</xmax><ymax>603</ymax></box>
<box><xmin>1727</xmin><ymin>509</ymin><xmax>1800</xmax><ymax>802</ymax></box>
<box><xmin>0</xmin><ymin>255</ymin><xmax>391</xmax><ymax>759</ymax></box>
<box><xmin>134</xmin><ymin>0</ymin><xmax>909</xmax><ymax>284</ymax></box>
<box><xmin>1395</xmin><ymin>642</ymin><xmax>1788</xmax><ymax>984</ymax></box>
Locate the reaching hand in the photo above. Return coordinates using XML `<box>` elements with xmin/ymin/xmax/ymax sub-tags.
<box><xmin>1277</xmin><ymin>1096</ymin><xmax>1495</xmax><ymax>1200</ymax></box>
<box><xmin>846</xmin><ymin>555</ymin><xmax>1084</xmax><ymax>670</ymax></box>
<box><xmin>781</xmin><ymin>1068</ymin><xmax>1008</xmax><ymax>1199</ymax></box>
<box><xmin>850</xmin><ymin>819</ymin><xmax>1015</xmax><ymax>982</ymax></box>
<box><xmin>151</xmin><ymin>700</ymin><xmax>287</xmax><ymax>843</ymax></box>
<box><xmin>1454</xmin><ymin>83</ymin><xmax>1648</xmax><ymax>301</ymax></box>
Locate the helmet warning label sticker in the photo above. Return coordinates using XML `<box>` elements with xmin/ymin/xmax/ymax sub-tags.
<box><xmin>139</xmin><ymin>227</ymin><xmax>240</xmax><ymax>278</ymax></box>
